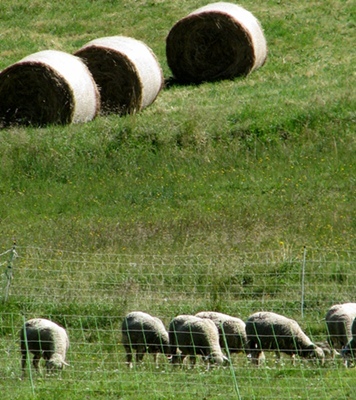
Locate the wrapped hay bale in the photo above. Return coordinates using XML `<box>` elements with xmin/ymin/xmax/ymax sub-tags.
<box><xmin>166</xmin><ymin>2</ymin><xmax>267</xmax><ymax>84</ymax></box>
<box><xmin>0</xmin><ymin>50</ymin><xmax>100</xmax><ymax>127</ymax></box>
<box><xmin>74</xmin><ymin>36</ymin><xmax>164</xmax><ymax>115</ymax></box>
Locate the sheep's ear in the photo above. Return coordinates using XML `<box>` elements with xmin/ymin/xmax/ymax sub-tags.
<box><xmin>63</xmin><ymin>361</ymin><xmax>70</xmax><ymax>366</ymax></box>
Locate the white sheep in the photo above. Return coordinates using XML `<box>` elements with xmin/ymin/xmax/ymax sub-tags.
<box><xmin>168</xmin><ymin>314</ymin><xmax>228</xmax><ymax>367</ymax></box>
<box><xmin>245</xmin><ymin>311</ymin><xmax>325</xmax><ymax>366</ymax></box>
<box><xmin>325</xmin><ymin>303</ymin><xmax>356</xmax><ymax>351</ymax></box>
<box><xmin>195</xmin><ymin>311</ymin><xmax>247</xmax><ymax>355</ymax></box>
<box><xmin>20</xmin><ymin>318</ymin><xmax>69</xmax><ymax>376</ymax></box>
<box><xmin>341</xmin><ymin>316</ymin><xmax>356</xmax><ymax>367</ymax></box>
<box><xmin>121</xmin><ymin>311</ymin><xmax>170</xmax><ymax>368</ymax></box>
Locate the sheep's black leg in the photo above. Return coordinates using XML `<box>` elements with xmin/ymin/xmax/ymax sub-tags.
<box><xmin>124</xmin><ymin>345</ymin><xmax>133</xmax><ymax>368</ymax></box>
<box><xmin>33</xmin><ymin>353</ymin><xmax>41</xmax><ymax>371</ymax></box>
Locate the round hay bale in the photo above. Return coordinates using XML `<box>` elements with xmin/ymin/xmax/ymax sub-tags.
<box><xmin>74</xmin><ymin>36</ymin><xmax>164</xmax><ymax>115</ymax></box>
<box><xmin>166</xmin><ymin>2</ymin><xmax>268</xmax><ymax>84</ymax></box>
<box><xmin>0</xmin><ymin>50</ymin><xmax>100</xmax><ymax>127</ymax></box>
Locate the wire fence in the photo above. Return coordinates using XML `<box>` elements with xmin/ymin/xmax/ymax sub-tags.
<box><xmin>0</xmin><ymin>245</ymin><xmax>355</xmax><ymax>399</ymax></box>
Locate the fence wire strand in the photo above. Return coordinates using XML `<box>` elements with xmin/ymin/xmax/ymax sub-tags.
<box><xmin>0</xmin><ymin>245</ymin><xmax>355</xmax><ymax>399</ymax></box>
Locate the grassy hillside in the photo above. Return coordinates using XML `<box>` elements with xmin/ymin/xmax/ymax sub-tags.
<box><xmin>0</xmin><ymin>0</ymin><xmax>355</xmax><ymax>398</ymax></box>
<box><xmin>0</xmin><ymin>0</ymin><xmax>354</xmax><ymax>254</ymax></box>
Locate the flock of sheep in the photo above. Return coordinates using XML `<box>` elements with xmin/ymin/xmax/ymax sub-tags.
<box><xmin>20</xmin><ymin>303</ymin><xmax>356</xmax><ymax>376</ymax></box>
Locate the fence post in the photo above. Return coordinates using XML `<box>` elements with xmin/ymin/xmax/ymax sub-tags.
<box><xmin>2</xmin><ymin>240</ymin><xmax>17</xmax><ymax>303</ymax></box>
<box><xmin>21</xmin><ymin>315</ymin><xmax>36</xmax><ymax>395</ymax></box>
<box><xmin>301</xmin><ymin>246</ymin><xmax>307</xmax><ymax>319</ymax></box>
<box><xmin>220</xmin><ymin>324</ymin><xmax>242</xmax><ymax>400</ymax></box>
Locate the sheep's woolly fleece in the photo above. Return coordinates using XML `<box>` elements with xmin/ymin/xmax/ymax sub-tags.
<box><xmin>21</xmin><ymin>318</ymin><xmax>70</xmax><ymax>369</ymax></box>
<box><xmin>121</xmin><ymin>311</ymin><xmax>169</xmax><ymax>347</ymax></box>
<box><xmin>195</xmin><ymin>311</ymin><xmax>247</xmax><ymax>353</ymax></box>
<box><xmin>169</xmin><ymin>314</ymin><xmax>226</xmax><ymax>365</ymax></box>
<box><xmin>245</xmin><ymin>311</ymin><xmax>325</xmax><ymax>361</ymax></box>
<box><xmin>325</xmin><ymin>303</ymin><xmax>356</xmax><ymax>349</ymax></box>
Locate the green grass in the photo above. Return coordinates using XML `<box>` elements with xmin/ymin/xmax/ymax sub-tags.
<box><xmin>0</xmin><ymin>0</ymin><xmax>355</xmax><ymax>398</ymax></box>
<box><xmin>0</xmin><ymin>0</ymin><xmax>354</xmax><ymax>254</ymax></box>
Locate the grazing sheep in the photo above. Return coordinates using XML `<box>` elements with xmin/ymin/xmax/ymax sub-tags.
<box><xmin>121</xmin><ymin>311</ymin><xmax>170</xmax><ymax>368</ymax></box>
<box><xmin>20</xmin><ymin>318</ymin><xmax>69</xmax><ymax>376</ymax></box>
<box><xmin>195</xmin><ymin>311</ymin><xmax>247</xmax><ymax>355</ymax></box>
<box><xmin>325</xmin><ymin>303</ymin><xmax>356</xmax><ymax>351</ymax></box>
<box><xmin>245</xmin><ymin>311</ymin><xmax>325</xmax><ymax>366</ymax></box>
<box><xmin>168</xmin><ymin>314</ymin><xmax>228</xmax><ymax>367</ymax></box>
<box><xmin>314</xmin><ymin>341</ymin><xmax>340</xmax><ymax>360</ymax></box>
<box><xmin>341</xmin><ymin>317</ymin><xmax>356</xmax><ymax>367</ymax></box>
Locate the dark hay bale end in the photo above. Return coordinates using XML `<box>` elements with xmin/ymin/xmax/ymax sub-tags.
<box><xmin>166</xmin><ymin>2</ymin><xmax>268</xmax><ymax>84</ymax></box>
<box><xmin>0</xmin><ymin>50</ymin><xmax>100</xmax><ymax>128</ymax></box>
<box><xmin>74</xmin><ymin>36</ymin><xmax>164</xmax><ymax>116</ymax></box>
